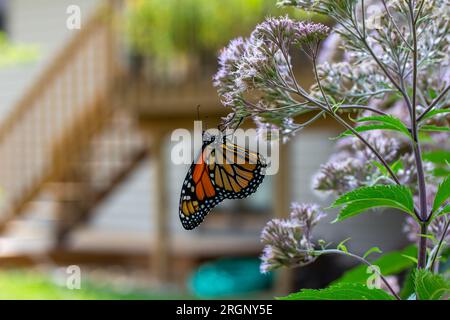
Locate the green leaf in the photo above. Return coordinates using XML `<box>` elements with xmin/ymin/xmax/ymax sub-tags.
<box><xmin>390</xmin><ymin>159</ymin><xmax>404</xmax><ymax>174</ymax></box>
<box><xmin>432</xmin><ymin>175</ymin><xmax>450</xmax><ymax>213</ymax></box>
<box><xmin>414</xmin><ymin>269</ymin><xmax>450</xmax><ymax>300</ymax></box>
<box><xmin>436</xmin><ymin>204</ymin><xmax>450</xmax><ymax>217</ymax></box>
<box><xmin>420</xmin><ymin>125</ymin><xmax>450</xmax><ymax>132</ymax></box>
<box><xmin>335</xmin><ymin>115</ymin><xmax>412</xmax><ymax>139</ymax></box>
<box><xmin>331</xmin><ymin>185</ymin><xmax>415</xmax><ymax>222</ymax></box>
<box><xmin>363</xmin><ymin>247</ymin><xmax>382</xmax><ymax>259</ymax></box>
<box><xmin>336</xmin><ymin>118</ymin><xmax>412</xmax><ymax>138</ymax></box>
<box><xmin>371</xmin><ymin>160</ymin><xmax>403</xmax><ymax>176</ymax></box>
<box><xmin>356</xmin><ymin>115</ymin><xmax>411</xmax><ymax>137</ymax></box>
<box><xmin>428</xmin><ymin>88</ymin><xmax>438</xmax><ymax>100</ymax></box>
<box><xmin>420</xmin><ymin>109</ymin><xmax>450</xmax><ymax>122</ymax></box>
<box><xmin>333</xmin><ymin>199</ymin><xmax>410</xmax><ymax>222</ymax></box>
<box><xmin>401</xmin><ymin>254</ymin><xmax>418</xmax><ymax>264</ymax></box>
<box><xmin>424</xmin><ymin>151</ymin><xmax>450</xmax><ymax>179</ymax></box>
<box><xmin>371</xmin><ymin>161</ymin><xmax>388</xmax><ymax>176</ymax></box>
<box><xmin>400</xmin><ymin>269</ymin><xmax>416</xmax><ymax>299</ymax></box>
<box><xmin>278</xmin><ymin>283</ymin><xmax>395</xmax><ymax>300</ymax></box>
<box><xmin>432</xmin><ymin>167</ymin><xmax>450</xmax><ymax>178</ymax></box>
<box><xmin>333</xmin><ymin>245</ymin><xmax>417</xmax><ymax>285</ymax></box>
<box><xmin>337</xmin><ymin>238</ymin><xmax>351</xmax><ymax>253</ymax></box>
<box><xmin>335</xmin><ymin>124</ymin><xmax>404</xmax><ymax>139</ymax></box>
<box><xmin>423</xmin><ymin>150</ymin><xmax>450</xmax><ymax>164</ymax></box>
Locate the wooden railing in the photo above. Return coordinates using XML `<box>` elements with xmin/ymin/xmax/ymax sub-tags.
<box><xmin>53</xmin><ymin>110</ymin><xmax>148</xmax><ymax>245</ymax></box>
<box><xmin>0</xmin><ymin>3</ymin><xmax>147</xmax><ymax>235</ymax></box>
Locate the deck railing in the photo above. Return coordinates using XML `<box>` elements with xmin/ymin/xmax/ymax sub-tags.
<box><xmin>0</xmin><ymin>3</ymin><xmax>147</xmax><ymax>235</ymax></box>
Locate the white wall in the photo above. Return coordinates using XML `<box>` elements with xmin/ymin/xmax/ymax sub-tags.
<box><xmin>290</xmin><ymin>129</ymin><xmax>409</xmax><ymax>255</ymax></box>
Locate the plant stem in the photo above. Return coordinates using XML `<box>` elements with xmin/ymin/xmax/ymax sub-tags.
<box><xmin>408</xmin><ymin>0</ymin><xmax>428</xmax><ymax>269</ymax></box>
<box><xmin>417</xmin><ymin>223</ymin><xmax>428</xmax><ymax>269</ymax></box>
<box><xmin>312</xmin><ymin>58</ymin><xmax>403</xmax><ymax>187</ymax></box>
<box><xmin>312</xmin><ymin>33</ymin><xmax>423</xmax><ymax>221</ymax></box>
<box><xmin>429</xmin><ymin>218</ymin><xmax>450</xmax><ymax>271</ymax></box>
<box><xmin>381</xmin><ymin>0</ymin><xmax>413</xmax><ymax>50</ymax></box>
<box><xmin>315</xmin><ymin>249</ymin><xmax>402</xmax><ymax>300</ymax></box>
<box><xmin>417</xmin><ymin>85</ymin><xmax>450</xmax><ymax>122</ymax></box>
<box><xmin>358</xmin><ymin>40</ymin><xmax>411</xmax><ymax>109</ymax></box>
<box><xmin>338</xmin><ymin>105</ymin><xmax>389</xmax><ymax>115</ymax></box>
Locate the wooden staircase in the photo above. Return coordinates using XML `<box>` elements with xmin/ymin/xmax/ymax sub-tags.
<box><xmin>0</xmin><ymin>3</ymin><xmax>148</xmax><ymax>246</ymax></box>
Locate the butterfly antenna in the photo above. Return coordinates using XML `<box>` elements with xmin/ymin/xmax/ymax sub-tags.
<box><xmin>233</xmin><ymin>117</ymin><xmax>244</xmax><ymax>133</ymax></box>
<box><xmin>223</xmin><ymin>115</ymin><xmax>244</xmax><ymax>139</ymax></box>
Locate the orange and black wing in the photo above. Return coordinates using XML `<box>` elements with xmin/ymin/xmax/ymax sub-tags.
<box><xmin>179</xmin><ymin>143</ymin><xmax>221</xmax><ymax>230</ymax></box>
<box><xmin>212</xmin><ymin>141</ymin><xmax>266</xmax><ymax>199</ymax></box>
<box><xmin>179</xmin><ymin>140</ymin><xmax>266</xmax><ymax>230</ymax></box>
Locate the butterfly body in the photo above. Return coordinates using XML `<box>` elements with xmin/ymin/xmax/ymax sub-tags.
<box><xmin>179</xmin><ymin>132</ymin><xmax>266</xmax><ymax>230</ymax></box>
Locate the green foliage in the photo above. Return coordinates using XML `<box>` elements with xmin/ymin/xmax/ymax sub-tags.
<box><xmin>278</xmin><ymin>283</ymin><xmax>395</xmax><ymax>300</ymax></box>
<box><xmin>423</xmin><ymin>150</ymin><xmax>450</xmax><ymax>164</ymax></box>
<box><xmin>0</xmin><ymin>270</ymin><xmax>193</xmax><ymax>300</ymax></box>
<box><xmin>331</xmin><ymin>185</ymin><xmax>415</xmax><ymax>222</ymax></box>
<box><xmin>400</xmin><ymin>269</ymin><xmax>416</xmax><ymax>299</ymax></box>
<box><xmin>124</xmin><ymin>0</ymin><xmax>321</xmax><ymax>63</ymax></box>
<box><xmin>357</xmin><ymin>115</ymin><xmax>411</xmax><ymax>138</ymax></box>
<box><xmin>419</xmin><ymin>109</ymin><xmax>450</xmax><ymax>122</ymax></box>
<box><xmin>336</xmin><ymin>115</ymin><xmax>411</xmax><ymax>139</ymax></box>
<box><xmin>432</xmin><ymin>175</ymin><xmax>450</xmax><ymax>214</ymax></box>
<box><xmin>362</xmin><ymin>247</ymin><xmax>382</xmax><ymax>259</ymax></box>
<box><xmin>337</xmin><ymin>238</ymin><xmax>351</xmax><ymax>253</ymax></box>
<box><xmin>332</xmin><ymin>245</ymin><xmax>417</xmax><ymax>285</ymax></box>
<box><xmin>371</xmin><ymin>160</ymin><xmax>403</xmax><ymax>178</ymax></box>
<box><xmin>419</xmin><ymin>125</ymin><xmax>450</xmax><ymax>133</ymax></box>
<box><xmin>437</xmin><ymin>204</ymin><xmax>450</xmax><ymax>217</ymax></box>
<box><xmin>414</xmin><ymin>269</ymin><xmax>450</xmax><ymax>300</ymax></box>
<box><xmin>423</xmin><ymin>150</ymin><xmax>450</xmax><ymax>177</ymax></box>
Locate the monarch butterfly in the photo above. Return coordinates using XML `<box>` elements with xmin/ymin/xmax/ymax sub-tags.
<box><xmin>179</xmin><ymin>130</ymin><xmax>267</xmax><ymax>230</ymax></box>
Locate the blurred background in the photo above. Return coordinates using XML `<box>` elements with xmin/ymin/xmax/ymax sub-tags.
<box><xmin>0</xmin><ymin>0</ymin><xmax>409</xmax><ymax>299</ymax></box>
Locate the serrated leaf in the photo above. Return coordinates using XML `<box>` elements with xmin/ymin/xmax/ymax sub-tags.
<box><xmin>363</xmin><ymin>247</ymin><xmax>382</xmax><ymax>259</ymax></box>
<box><xmin>331</xmin><ymin>185</ymin><xmax>415</xmax><ymax>222</ymax></box>
<box><xmin>400</xmin><ymin>269</ymin><xmax>415</xmax><ymax>299</ymax></box>
<box><xmin>420</xmin><ymin>109</ymin><xmax>450</xmax><ymax>122</ymax></box>
<box><xmin>333</xmin><ymin>246</ymin><xmax>418</xmax><ymax>285</ymax></box>
<box><xmin>278</xmin><ymin>283</ymin><xmax>395</xmax><ymax>300</ymax></box>
<box><xmin>356</xmin><ymin>115</ymin><xmax>411</xmax><ymax>137</ymax></box>
<box><xmin>333</xmin><ymin>199</ymin><xmax>412</xmax><ymax>222</ymax></box>
<box><xmin>334</xmin><ymin>124</ymin><xmax>404</xmax><ymax>139</ymax></box>
<box><xmin>432</xmin><ymin>175</ymin><xmax>450</xmax><ymax>213</ymax></box>
<box><xmin>420</xmin><ymin>125</ymin><xmax>450</xmax><ymax>132</ymax></box>
<box><xmin>414</xmin><ymin>269</ymin><xmax>450</xmax><ymax>300</ymax></box>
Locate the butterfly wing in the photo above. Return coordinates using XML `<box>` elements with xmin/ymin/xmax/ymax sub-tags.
<box><xmin>213</xmin><ymin>141</ymin><xmax>266</xmax><ymax>199</ymax></box>
<box><xmin>179</xmin><ymin>139</ymin><xmax>266</xmax><ymax>230</ymax></box>
<box><xmin>179</xmin><ymin>142</ymin><xmax>223</xmax><ymax>230</ymax></box>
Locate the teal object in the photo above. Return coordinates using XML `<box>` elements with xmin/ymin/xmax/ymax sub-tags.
<box><xmin>188</xmin><ymin>258</ymin><xmax>273</xmax><ymax>298</ymax></box>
